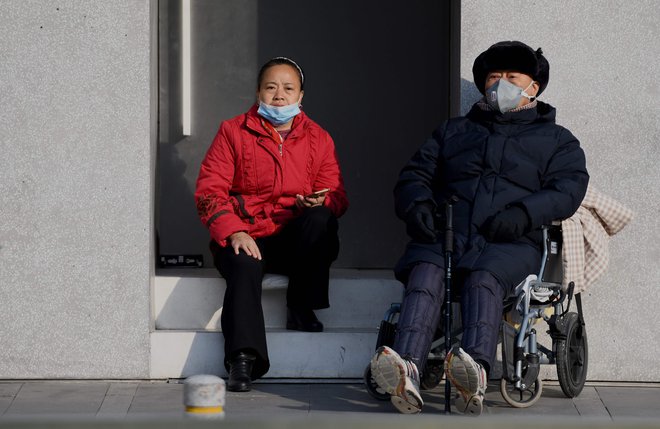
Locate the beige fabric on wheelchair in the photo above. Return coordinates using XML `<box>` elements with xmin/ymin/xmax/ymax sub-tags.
<box><xmin>561</xmin><ymin>186</ymin><xmax>633</xmax><ymax>292</ymax></box>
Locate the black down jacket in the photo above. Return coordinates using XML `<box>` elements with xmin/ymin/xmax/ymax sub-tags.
<box><xmin>394</xmin><ymin>101</ymin><xmax>589</xmax><ymax>291</ymax></box>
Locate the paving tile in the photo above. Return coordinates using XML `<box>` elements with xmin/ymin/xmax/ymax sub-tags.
<box><xmin>96</xmin><ymin>382</ymin><xmax>139</xmax><ymax>418</ymax></box>
<box><xmin>484</xmin><ymin>383</ymin><xmax>580</xmax><ymax>418</ymax></box>
<box><xmin>0</xmin><ymin>383</ymin><xmax>22</xmax><ymax>398</ymax></box>
<box><xmin>595</xmin><ymin>386</ymin><xmax>660</xmax><ymax>420</ymax></box>
<box><xmin>224</xmin><ymin>383</ymin><xmax>310</xmax><ymax>418</ymax></box>
<box><xmin>0</xmin><ymin>398</ymin><xmax>14</xmax><ymax>416</ymax></box>
<box><xmin>571</xmin><ymin>386</ymin><xmax>612</xmax><ymax>420</ymax></box>
<box><xmin>126</xmin><ymin>382</ymin><xmax>183</xmax><ymax>417</ymax></box>
<box><xmin>307</xmin><ymin>384</ymin><xmax>391</xmax><ymax>414</ymax></box>
<box><xmin>0</xmin><ymin>383</ymin><xmax>22</xmax><ymax>415</ymax></box>
<box><xmin>3</xmin><ymin>382</ymin><xmax>108</xmax><ymax>416</ymax></box>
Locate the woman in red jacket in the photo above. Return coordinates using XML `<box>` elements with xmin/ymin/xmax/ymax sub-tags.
<box><xmin>195</xmin><ymin>57</ymin><xmax>349</xmax><ymax>392</ymax></box>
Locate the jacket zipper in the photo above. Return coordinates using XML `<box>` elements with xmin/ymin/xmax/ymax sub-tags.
<box><xmin>277</xmin><ymin>131</ymin><xmax>283</xmax><ymax>156</ymax></box>
<box><xmin>260</xmin><ymin>118</ymin><xmax>284</xmax><ymax>157</ymax></box>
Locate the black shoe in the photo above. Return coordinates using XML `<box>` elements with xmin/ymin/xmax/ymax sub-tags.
<box><xmin>286</xmin><ymin>308</ymin><xmax>324</xmax><ymax>332</ymax></box>
<box><xmin>227</xmin><ymin>351</ymin><xmax>255</xmax><ymax>392</ymax></box>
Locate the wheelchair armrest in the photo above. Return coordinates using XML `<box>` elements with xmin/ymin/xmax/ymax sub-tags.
<box><xmin>539</xmin><ymin>223</ymin><xmax>563</xmax><ymax>284</ymax></box>
<box><xmin>542</xmin><ymin>221</ymin><xmax>562</xmax><ymax>230</ymax></box>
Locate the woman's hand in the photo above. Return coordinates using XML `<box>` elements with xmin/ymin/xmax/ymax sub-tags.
<box><xmin>295</xmin><ymin>194</ymin><xmax>326</xmax><ymax>209</ymax></box>
<box><xmin>228</xmin><ymin>231</ymin><xmax>262</xmax><ymax>260</ymax></box>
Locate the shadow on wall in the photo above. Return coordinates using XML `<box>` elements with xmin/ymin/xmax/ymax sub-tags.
<box><xmin>156</xmin><ymin>275</ymin><xmax>223</xmax><ymax>332</ymax></box>
<box><xmin>156</xmin><ymin>138</ymin><xmax>209</xmax><ymax>263</ymax></box>
<box><xmin>461</xmin><ymin>78</ymin><xmax>483</xmax><ymax>114</ymax></box>
<box><xmin>181</xmin><ymin>333</ymin><xmax>225</xmax><ymax>378</ymax></box>
<box><xmin>159</xmin><ymin>273</ymin><xmax>226</xmax><ymax>377</ymax></box>
<box><xmin>158</xmin><ymin>276</ymin><xmax>226</xmax><ymax>378</ymax></box>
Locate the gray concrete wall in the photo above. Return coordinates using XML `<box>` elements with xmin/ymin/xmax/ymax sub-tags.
<box><xmin>461</xmin><ymin>0</ymin><xmax>660</xmax><ymax>381</ymax></box>
<box><xmin>0</xmin><ymin>0</ymin><xmax>154</xmax><ymax>378</ymax></box>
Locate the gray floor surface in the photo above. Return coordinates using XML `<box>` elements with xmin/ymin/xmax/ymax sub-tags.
<box><xmin>0</xmin><ymin>380</ymin><xmax>659</xmax><ymax>428</ymax></box>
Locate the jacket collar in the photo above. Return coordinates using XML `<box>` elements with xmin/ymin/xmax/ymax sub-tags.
<box><xmin>245</xmin><ymin>104</ymin><xmax>309</xmax><ymax>138</ymax></box>
<box><xmin>466</xmin><ymin>100</ymin><xmax>557</xmax><ymax>125</ymax></box>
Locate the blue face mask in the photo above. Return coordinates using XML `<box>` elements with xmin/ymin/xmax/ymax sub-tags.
<box><xmin>257</xmin><ymin>101</ymin><xmax>301</xmax><ymax>126</ymax></box>
<box><xmin>486</xmin><ymin>79</ymin><xmax>535</xmax><ymax>113</ymax></box>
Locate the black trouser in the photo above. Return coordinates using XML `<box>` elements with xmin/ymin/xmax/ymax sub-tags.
<box><xmin>393</xmin><ymin>263</ymin><xmax>505</xmax><ymax>376</ymax></box>
<box><xmin>211</xmin><ymin>206</ymin><xmax>340</xmax><ymax>379</ymax></box>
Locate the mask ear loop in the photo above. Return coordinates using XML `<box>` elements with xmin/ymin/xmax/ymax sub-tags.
<box><xmin>521</xmin><ymin>81</ymin><xmax>537</xmax><ymax>101</ymax></box>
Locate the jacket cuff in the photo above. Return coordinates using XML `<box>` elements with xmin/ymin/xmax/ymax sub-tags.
<box><xmin>209</xmin><ymin>214</ymin><xmax>247</xmax><ymax>246</ymax></box>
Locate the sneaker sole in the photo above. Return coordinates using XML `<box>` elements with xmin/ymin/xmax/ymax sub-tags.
<box><xmin>445</xmin><ymin>359</ymin><xmax>481</xmax><ymax>395</ymax></box>
<box><xmin>391</xmin><ymin>394</ymin><xmax>422</xmax><ymax>414</ymax></box>
<box><xmin>370</xmin><ymin>347</ymin><xmax>403</xmax><ymax>395</ymax></box>
<box><xmin>371</xmin><ymin>347</ymin><xmax>422</xmax><ymax>414</ymax></box>
<box><xmin>445</xmin><ymin>351</ymin><xmax>485</xmax><ymax>397</ymax></box>
<box><xmin>455</xmin><ymin>393</ymin><xmax>483</xmax><ymax>416</ymax></box>
<box><xmin>445</xmin><ymin>349</ymin><xmax>486</xmax><ymax>415</ymax></box>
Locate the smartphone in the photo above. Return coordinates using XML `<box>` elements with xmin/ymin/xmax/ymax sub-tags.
<box><xmin>305</xmin><ymin>188</ymin><xmax>330</xmax><ymax>199</ymax></box>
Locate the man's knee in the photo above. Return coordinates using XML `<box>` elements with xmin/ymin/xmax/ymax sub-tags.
<box><xmin>462</xmin><ymin>271</ymin><xmax>505</xmax><ymax>300</ymax></box>
<box><xmin>404</xmin><ymin>263</ymin><xmax>445</xmax><ymax>298</ymax></box>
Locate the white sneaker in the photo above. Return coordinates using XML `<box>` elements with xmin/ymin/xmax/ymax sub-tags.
<box><xmin>444</xmin><ymin>347</ymin><xmax>487</xmax><ymax>416</ymax></box>
<box><xmin>370</xmin><ymin>346</ymin><xmax>423</xmax><ymax>414</ymax></box>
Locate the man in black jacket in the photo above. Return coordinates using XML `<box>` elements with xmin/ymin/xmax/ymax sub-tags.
<box><xmin>370</xmin><ymin>41</ymin><xmax>589</xmax><ymax>415</ymax></box>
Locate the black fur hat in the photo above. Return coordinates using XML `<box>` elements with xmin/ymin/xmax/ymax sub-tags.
<box><xmin>472</xmin><ymin>41</ymin><xmax>550</xmax><ymax>95</ymax></box>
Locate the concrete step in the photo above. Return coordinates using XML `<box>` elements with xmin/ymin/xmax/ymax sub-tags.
<box><xmin>153</xmin><ymin>269</ymin><xmax>403</xmax><ymax>331</ymax></box>
<box><xmin>149</xmin><ymin>270</ymin><xmax>569</xmax><ymax>380</ymax></box>
<box><xmin>149</xmin><ymin>330</ymin><xmax>377</xmax><ymax>379</ymax></box>
<box><xmin>151</xmin><ymin>269</ymin><xmax>402</xmax><ymax>379</ymax></box>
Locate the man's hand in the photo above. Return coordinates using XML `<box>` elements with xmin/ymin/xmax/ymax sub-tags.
<box><xmin>228</xmin><ymin>231</ymin><xmax>262</xmax><ymax>260</ymax></box>
<box><xmin>483</xmin><ymin>205</ymin><xmax>530</xmax><ymax>242</ymax></box>
<box><xmin>405</xmin><ymin>202</ymin><xmax>437</xmax><ymax>243</ymax></box>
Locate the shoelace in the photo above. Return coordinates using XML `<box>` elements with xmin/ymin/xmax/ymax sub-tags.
<box><xmin>404</xmin><ymin>360</ymin><xmax>420</xmax><ymax>384</ymax></box>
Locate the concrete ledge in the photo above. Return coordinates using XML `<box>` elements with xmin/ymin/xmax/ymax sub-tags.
<box><xmin>154</xmin><ymin>273</ymin><xmax>289</xmax><ymax>330</ymax></box>
<box><xmin>149</xmin><ymin>330</ymin><xmax>376</xmax><ymax>379</ymax></box>
<box><xmin>153</xmin><ymin>269</ymin><xmax>403</xmax><ymax>330</ymax></box>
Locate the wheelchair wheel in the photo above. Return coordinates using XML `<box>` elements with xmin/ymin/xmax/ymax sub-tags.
<box><xmin>500</xmin><ymin>377</ymin><xmax>543</xmax><ymax>408</ymax></box>
<box><xmin>556</xmin><ymin>312</ymin><xmax>588</xmax><ymax>397</ymax></box>
<box><xmin>364</xmin><ymin>364</ymin><xmax>390</xmax><ymax>401</ymax></box>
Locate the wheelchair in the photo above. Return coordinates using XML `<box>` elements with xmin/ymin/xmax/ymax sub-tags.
<box><xmin>364</xmin><ymin>223</ymin><xmax>588</xmax><ymax>409</ymax></box>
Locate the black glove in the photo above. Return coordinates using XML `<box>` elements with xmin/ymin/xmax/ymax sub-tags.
<box><xmin>483</xmin><ymin>205</ymin><xmax>530</xmax><ymax>242</ymax></box>
<box><xmin>406</xmin><ymin>202</ymin><xmax>437</xmax><ymax>243</ymax></box>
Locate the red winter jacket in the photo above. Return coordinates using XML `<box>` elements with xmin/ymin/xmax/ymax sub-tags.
<box><xmin>195</xmin><ymin>105</ymin><xmax>349</xmax><ymax>246</ymax></box>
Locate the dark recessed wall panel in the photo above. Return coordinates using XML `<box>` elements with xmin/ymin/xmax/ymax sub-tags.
<box><xmin>157</xmin><ymin>0</ymin><xmax>453</xmax><ymax>268</ymax></box>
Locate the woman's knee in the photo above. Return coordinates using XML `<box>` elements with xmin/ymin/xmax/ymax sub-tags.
<box><xmin>217</xmin><ymin>248</ymin><xmax>265</xmax><ymax>279</ymax></box>
<box><xmin>294</xmin><ymin>207</ymin><xmax>339</xmax><ymax>259</ymax></box>
<box><xmin>300</xmin><ymin>206</ymin><xmax>337</xmax><ymax>232</ymax></box>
